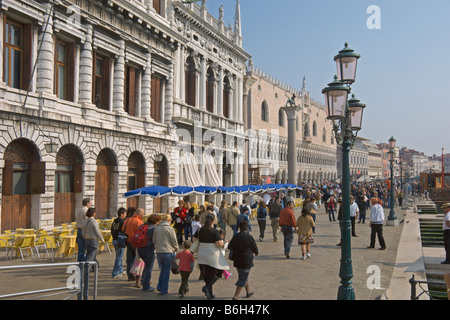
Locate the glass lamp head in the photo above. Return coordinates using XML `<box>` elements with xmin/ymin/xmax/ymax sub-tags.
<box><xmin>334</xmin><ymin>43</ymin><xmax>361</xmax><ymax>84</ymax></box>
<box><xmin>322</xmin><ymin>76</ymin><xmax>350</xmax><ymax>120</ymax></box>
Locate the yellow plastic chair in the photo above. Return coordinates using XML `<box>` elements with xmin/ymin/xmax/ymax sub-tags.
<box><xmin>35</xmin><ymin>234</ymin><xmax>49</xmax><ymax>257</ymax></box>
<box><xmin>42</xmin><ymin>236</ymin><xmax>59</xmax><ymax>262</ymax></box>
<box><xmin>103</xmin><ymin>234</ymin><xmax>113</xmax><ymax>255</ymax></box>
<box><xmin>0</xmin><ymin>236</ymin><xmax>10</xmax><ymax>260</ymax></box>
<box><xmin>11</xmin><ymin>235</ymin><xmax>35</xmax><ymax>261</ymax></box>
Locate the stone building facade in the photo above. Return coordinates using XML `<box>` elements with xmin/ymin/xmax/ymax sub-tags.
<box><xmin>245</xmin><ymin>68</ymin><xmax>338</xmax><ymax>185</ymax></box>
<box><xmin>0</xmin><ymin>0</ymin><xmax>248</xmax><ymax>231</ymax></box>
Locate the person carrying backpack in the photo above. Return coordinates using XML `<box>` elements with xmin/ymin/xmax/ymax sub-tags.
<box><xmin>257</xmin><ymin>201</ymin><xmax>268</xmax><ymax>242</ymax></box>
<box><xmin>136</xmin><ymin>214</ymin><xmax>161</xmax><ymax>292</ymax></box>
<box><xmin>111</xmin><ymin>207</ymin><xmax>126</xmax><ymax>279</ymax></box>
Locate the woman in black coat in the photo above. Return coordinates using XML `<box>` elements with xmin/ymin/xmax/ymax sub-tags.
<box><xmin>228</xmin><ymin>220</ymin><xmax>259</xmax><ymax>300</ymax></box>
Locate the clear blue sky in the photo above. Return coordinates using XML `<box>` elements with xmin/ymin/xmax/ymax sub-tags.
<box><xmin>203</xmin><ymin>0</ymin><xmax>450</xmax><ymax>157</ymax></box>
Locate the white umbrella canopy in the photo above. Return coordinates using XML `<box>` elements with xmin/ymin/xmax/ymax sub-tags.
<box><xmin>357</xmin><ymin>175</ymin><xmax>373</xmax><ymax>182</ymax></box>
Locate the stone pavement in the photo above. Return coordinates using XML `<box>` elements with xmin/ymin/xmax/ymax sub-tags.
<box><xmin>1</xmin><ymin>201</ymin><xmax>431</xmax><ymax>301</ymax></box>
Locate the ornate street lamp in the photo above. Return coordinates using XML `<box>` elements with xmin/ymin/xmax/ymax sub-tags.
<box><xmin>334</xmin><ymin>43</ymin><xmax>361</xmax><ymax>84</ymax></box>
<box><xmin>387</xmin><ymin>138</ymin><xmax>398</xmax><ymax>223</ymax></box>
<box><xmin>322</xmin><ymin>43</ymin><xmax>362</xmax><ymax>301</ymax></box>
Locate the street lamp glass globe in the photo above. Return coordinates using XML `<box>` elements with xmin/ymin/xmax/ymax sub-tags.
<box><xmin>389</xmin><ymin>136</ymin><xmax>396</xmax><ymax>149</ymax></box>
<box><xmin>350</xmin><ymin>108</ymin><xmax>364</xmax><ymax>131</ymax></box>
<box><xmin>334</xmin><ymin>43</ymin><xmax>361</xmax><ymax>84</ymax></box>
<box><xmin>322</xmin><ymin>77</ymin><xmax>350</xmax><ymax>120</ymax></box>
<box><xmin>348</xmin><ymin>94</ymin><xmax>366</xmax><ymax>131</ymax></box>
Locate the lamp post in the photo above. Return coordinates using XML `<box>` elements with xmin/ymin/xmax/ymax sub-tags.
<box><xmin>387</xmin><ymin>137</ymin><xmax>398</xmax><ymax>225</ymax></box>
<box><xmin>322</xmin><ymin>43</ymin><xmax>363</xmax><ymax>300</ymax></box>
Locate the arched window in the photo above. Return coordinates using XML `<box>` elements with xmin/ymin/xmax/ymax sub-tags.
<box><xmin>323</xmin><ymin>128</ymin><xmax>327</xmax><ymax>142</ymax></box>
<box><xmin>261</xmin><ymin>101</ymin><xmax>268</xmax><ymax>121</ymax></box>
<box><xmin>278</xmin><ymin>109</ymin><xmax>285</xmax><ymax>127</ymax></box>
<box><xmin>312</xmin><ymin>121</ymin><xmax>317</xmax><ymax>136</ymax></box>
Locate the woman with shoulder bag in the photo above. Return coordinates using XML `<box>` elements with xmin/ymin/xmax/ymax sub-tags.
<box><xmin>152</xmin><ymin>214</ymin><xmax>178</xmax><ymax>295</ymax></box>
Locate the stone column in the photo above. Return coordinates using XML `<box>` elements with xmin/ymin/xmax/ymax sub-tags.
<box><xmin>217</xmin><ymin>66</ymin><xmax>223</xmax><ymax>116</ymax></box>
<box><xmin>165</xmin><ymin>63</ymin><xmax>174</xmax><ymax>123</ymax></box>
<box><xmin>180</xmin><ymin>45</ymin><xmax>186</xmax><ymax>102</ymax></box>
<box><xmin>281</xmin><ymin>102</ymin><xmax>301</xmax><ymax>184</ymax></box>
<box><xmin>141</xmin><ymin>52</ymin><xmax>152</xmax><ymax>119</ymax></box>
<box><xmin>113</xmin><ymin>40</ymin><xmax>126</xmax><ymax>114</ymax></box>
<box><xmin>36</xmin><ymin>3</ymin><xmax>54</xmax><ymax>94</ymax></box>
<box><xmin>79</xmin><ymin>24</ymin><xmax>93</xmax><ymax>104</ymax></box>
<box><xmin>233</xmin><ymin>75</ymin><xmax>239</xmax><ymax>121</ymax></box>
<box><xmin>199</xmin><ymin>56</ymin><xmax>206</xmax><ymax>110</ymax></box>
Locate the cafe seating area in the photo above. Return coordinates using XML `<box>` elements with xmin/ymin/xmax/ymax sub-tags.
<box><xmin>0</xmin><ymin>219</ymin><xmax>114</xmax><ymax>262</ymax></box>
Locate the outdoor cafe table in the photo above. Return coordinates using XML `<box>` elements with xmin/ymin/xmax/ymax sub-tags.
<box><xmin>56</xmin><ymin>235</ymin><xmax>77</xmax><ymax>258</ymax></box>
<box><xmin>16</xmin><ymin>228</ymin><xmax>35</xmax><ymax>235</ymax></box>
<box><xmin>52</xmin><ymin>229</ymin><xmax>71</xmax><ymax>238</ymax></box>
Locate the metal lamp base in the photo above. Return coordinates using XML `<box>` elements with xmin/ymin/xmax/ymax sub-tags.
<box><xmin>386</xmin><ymin>219</ymin><xmax>399</xmax><ymax>226</ymax></box>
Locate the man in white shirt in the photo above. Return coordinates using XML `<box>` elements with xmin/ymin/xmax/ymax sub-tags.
<box><xmin>441</xmin><ymin>203</ymin><xmax>450</xmax><ymax>264</ymax></box>
<box><xmin>367</xmin><ymin>197</ymin><xmax>386</xmax><ymax>250</ymax></box>
<box><xmin>349</xmin><ymin>196</ymin><xmax>359</xmax><ymax>237</ymax></box>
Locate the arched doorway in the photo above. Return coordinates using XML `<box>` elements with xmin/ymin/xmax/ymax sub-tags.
<box><xmin>54</xmin><ymin>144</ymin><xmax>83</xmax><ymax>226</ymax></box>
<box><xmin>95</xmin><ymin>149</ymin><xmax>117</xmax><ymax>219</ymax></box>
<box><xmin>153</xmin><ymin>154</ymin><xmax>168</xmax><ymax>214</ymax></box>
<box><xmin>2</xmin><ymin>138</ymin><xmax>44</xmax><ymax>231</ymax></box>
<box><xmin>127</xmin><ymin>151</ymin><xmax>146</xmax><ymax>208</ymax></box>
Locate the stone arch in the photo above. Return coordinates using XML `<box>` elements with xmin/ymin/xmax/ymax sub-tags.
<box><xmin>2</xmin><ymin>138</ymin><xmax>42</xmax><ymax>231</ymax></box>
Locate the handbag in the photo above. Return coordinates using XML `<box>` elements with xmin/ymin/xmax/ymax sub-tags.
<box><xmin>117</xmin><ymin>220</ymin><xmax>129</xmax><ymax>247</ymax></box>
<box><xmin>190</xmin><ymin>239</ymin><xmax>199</xmax><ymax>253</ymax></box>
<box><xmin>171</xmin><ymin>254</ymin><xmax>179</xmax><ymax>274</ymax></box>
<box><xmin>228</xmin><ymin>249</ymin><xmax>234</xmax><ymax>261</ymax></box>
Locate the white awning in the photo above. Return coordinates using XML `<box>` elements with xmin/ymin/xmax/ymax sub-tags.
<box><xmin>181</xmin><ymin>152</ymin><xmax>203</xmax><ymax>187</ymax></box>
<box><xmin>204</xmin><ymin>154</ymin><xmax>221</xmax><ymax>187</ymax></box>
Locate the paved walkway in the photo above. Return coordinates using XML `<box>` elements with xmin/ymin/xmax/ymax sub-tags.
<box><xmin>1</xmin><ymin>201</ymin><xmax>431</xmax><ymax>301</ymax></box>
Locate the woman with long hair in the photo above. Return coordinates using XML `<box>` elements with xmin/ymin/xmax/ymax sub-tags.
<box><xmin>217</xmin><ymin>200</ymin><xmax>228</xmax><ymax>238</ymax></box>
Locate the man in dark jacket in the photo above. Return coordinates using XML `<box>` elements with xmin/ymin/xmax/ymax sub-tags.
<box><xmin>356</xmin><ymin>193</ymin><xmax>370</xmax><ymax>224</ymax></box>
<box><xmin>268</xmin><ymin>196</ymin><xmax>282</xmax><ymax>242</ymax></box>
<box><xmin>228</xmin><ymin>220</ymin><xmax>259</xmax><ymax>300</ymax></box>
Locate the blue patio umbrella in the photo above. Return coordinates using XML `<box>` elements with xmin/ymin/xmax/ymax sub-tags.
<box><xmin>217</xmin><ymin>186</ymin><xmax>234</xmax><ymax>194</ymax></box>
<box><xmin>194</xmin><ymin>186</ymin><xmax>218</xmax><ymax>195</ymax></box>
<box><xmin>124</xmin><ymin>185</ymin><xmax>172</xmax><ymax>198</ymax></box>
<box><xmin>171</xmin><ymin>186</ymin><xmax>195</xmax><ymax>196</ymax></box>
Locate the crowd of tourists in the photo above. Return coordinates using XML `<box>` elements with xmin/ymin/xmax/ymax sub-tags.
<box><xmin>74</xmin><ymin>178</ymin><xmax>418</xmax><ymax>300</ymax></box>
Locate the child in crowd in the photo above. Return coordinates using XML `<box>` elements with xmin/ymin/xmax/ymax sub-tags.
<box><xmin>175</xmin><ymin>240</ymin><xmax>195</xmax><ymax>298</ymax></box>
<box><xmin>130</xmin><ymin>257</ymin><xmax>145</xmax><ymax>288</ymax></box>
<box><xmin>191</xmin><ymin>214</ymin><xmax>201</xmax><ymax>236</ymax></box>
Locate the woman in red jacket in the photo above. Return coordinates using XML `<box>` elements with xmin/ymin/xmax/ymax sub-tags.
<box><xmin>174</xmin><ymin>200</ymin><xmax>187</xmax><ymax>245</ymax></box>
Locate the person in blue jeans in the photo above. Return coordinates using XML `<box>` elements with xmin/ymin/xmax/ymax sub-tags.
<box><xmin>75</xmin><ymin>198</ymin><xmax>91</xmax><ymax>262</ymax></box>
<box><xmin>111</xmin><ymin>207</ymin><xmax>126</xmax><ymax>278</ymax></box>
<box><xmin>152</xmin><ymin>214</ymin><xmax>178</xmax><ymax>295</ymax></box>
<box><xmin>137</xmin><ymin>214</ymin><xmax>161</xmax><ymax>291</ymax></box>
<box><xmin>279</xmin><ymin>201</ymin><xmax>297</xmax><ymax>259</ymax></box>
